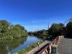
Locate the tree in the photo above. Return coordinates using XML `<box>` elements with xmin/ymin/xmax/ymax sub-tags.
<box><xmin>66</xmin><ymin>22</ymin><xmax>72</xmax><ymax>38</ymax></box>
<box><xmin>0</xmin><ymin>20</ymin><xmax>28</xmax><ymax>39</ymax></box>
<box><xmin>48</xmin><ymin>23</ymin><xmax>64</xmax><ymax>38</ymax></box>
<box><xmin>59</xmin><ymin>23</ymin><xmax>64</xmax><ymax>28</ymax></box>
<box><xmin>0</xmin><ymin>20</ymin><xmax>9</xmax><ymax>33</ymax></box>
<box><xmin>68</xmin><ymin>18</ymin><xmax>72</xmax><ymax>22</ymax></box>
<box><xmin>15</xmin><ymin>24</ymin><xmax>25</xmax><ymax>30</ymax></box>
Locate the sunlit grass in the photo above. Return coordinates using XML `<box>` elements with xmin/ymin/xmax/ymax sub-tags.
<box><xmin>16</xmin><ymin>40</ymin><xmax>44</xmax><ymax>54</ymax></box>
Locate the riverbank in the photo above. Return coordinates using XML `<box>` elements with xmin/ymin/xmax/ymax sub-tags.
<box><xmin>27</xmin><ymin>40</ymin><xmax>51</xmax><ymax>54</ymax></box>
<box><xmin>16</xmin><ymin>40</ymin><xmax>44</xmax><ymax>54</ymax></box>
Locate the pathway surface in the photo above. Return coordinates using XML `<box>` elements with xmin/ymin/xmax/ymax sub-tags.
<box><xmin>58</xmin><ymin>38</ymin><xmax>72</xmax><ymax>54</ymax></box>
<box><xmin>27</xmin><ymin>40</ymin><xmax>51</xmax><ymax>54</ymax></box>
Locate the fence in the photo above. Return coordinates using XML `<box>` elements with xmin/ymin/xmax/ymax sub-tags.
<box><xmin>34</xmin><ymin>36</ymin><xmax>64</xmax><ymax>54</ymax></box>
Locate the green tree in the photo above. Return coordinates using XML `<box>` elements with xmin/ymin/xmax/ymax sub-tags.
<box><xmin>15</xmin><ymin>24</ymin><xmax>25</xmax><ymax>30</ymax></box>
<box><xmin>0</xmin><ymin>20</ymin><xmax>28</xmax><ymax>39</ymax></box>
<box><xmin>66</xmin><ymin>22</ymin><xmax>72</xmax><ymax>38</ymax></box>
<box><xmin>0</xmin><ymin>20</ymin><xmax>9</xmax><ymax>33</ymax></box>
<box><xmin>48</xmin><ymin>23</ymin><xmax>64</xmax><ymax>38</ymax></box>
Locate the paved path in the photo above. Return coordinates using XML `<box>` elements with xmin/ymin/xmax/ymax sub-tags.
<box><xmin>27</xmin><ymin>40</ymin><xmax>51</xmax><ymax>54</ymax></box>
<box><xmin>58</xmin><ymin>38</ymin><xmax>72</xmax><ymax>54</ymax></box>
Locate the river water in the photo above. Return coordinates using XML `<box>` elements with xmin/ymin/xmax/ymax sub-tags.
<box><xmin>0</xmin><ymin>35</ymin><xmax>41</xmax><ymax>54</ymax></box>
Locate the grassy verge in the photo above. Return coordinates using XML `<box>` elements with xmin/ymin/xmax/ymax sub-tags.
<box><xmin>16</xmin><ymin>40</ymin><xmax>44</xmax><ymax>54</ymax></box>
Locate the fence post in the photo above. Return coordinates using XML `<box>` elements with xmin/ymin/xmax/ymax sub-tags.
<box><xmin>51</xmin><ymin>45</ymin><xmax>58</xmax><ymax>54</ymax></box>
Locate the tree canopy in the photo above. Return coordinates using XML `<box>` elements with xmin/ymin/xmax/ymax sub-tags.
<box><xmin>48</xmin><ymin>23</ymin><xmax>64</xmax><ymax>37</ymax></box>
<box><xmin>66</xmin><ymin>22</ymin><xmax>72</xmax><ymax>38</ymax></box>
<box><xmin>0</xmin><ymin>20</ymin><xmax>28</xmax><ymax>39</ymax></box>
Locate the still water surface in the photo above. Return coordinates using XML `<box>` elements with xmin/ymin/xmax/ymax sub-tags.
<box><xmin>0</xmin><ymin>36</ymin><xmax>41</xmax><ymax>54</ymax></box>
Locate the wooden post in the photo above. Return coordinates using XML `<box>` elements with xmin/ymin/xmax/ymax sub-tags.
<box><xmin>47</xmin><ymin>45</ymin><xmax>50</xmax><ymax>54</ymax></box>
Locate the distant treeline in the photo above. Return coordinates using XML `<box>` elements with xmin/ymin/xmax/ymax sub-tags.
<box><xmin>0</xmin><ymin>20</ymin><xmax>28</xmax><ymax>39</ymax></box>
<box><xmin>28</xmin><ymin>18</ymin><xmax>72</xmax><ymax>39</ymax></box>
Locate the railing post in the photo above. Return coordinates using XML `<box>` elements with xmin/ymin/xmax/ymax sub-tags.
<box><xmin>51</xmin><ymin>45</ymin><xmax>58</xmax><ymax>54</ymax></box>
<box><xmin>47</xmin><ymin>43</ymin><xmax>52</xmax><ymax>54</ymax></box>
<box><xmin>47</xmin><ymin>45</ymin><xmax>50</xmax><ymax>54</ymax></box>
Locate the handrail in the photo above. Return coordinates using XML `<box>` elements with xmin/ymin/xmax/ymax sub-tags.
<box><xmin>34</xmin><ymin>36</ymin><xmax>62</xmax><ymax>54</ymax></box>
<box><xmin>27</xmin><ymin>36</ymin><xmax>64</xmax><ymax>54</ymax></box>
<box><xmin>34</xmin><ymin>43</ymin><xmax>50</xmax><ymax>54</ymax></box>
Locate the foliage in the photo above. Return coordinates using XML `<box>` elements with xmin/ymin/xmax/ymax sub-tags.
<box><xmin>48</xmin><ymin>23</ymin><xmax>64</xmax><ymax>37</ymax></box>
<box><xmin>66</xmin><ymin>22</ymin><xmax>72</xmax><ymax>38</ymax></box>
<box><xmin>0</xmin><ymin>20</ymin><xmax>9</xmax><ymax>33</ymax></box>
<box><xmin>48</xmin><ymin>18</ymin><xmax>72</xmax><ymax>39</ymax></box>
<box><xmin>16</xmin><ymin>49</ymin><xmax>27</xmax><ymax>54</ymax></box>
<box><xmin>16</xmin><ymin>40</ymin><xmax>44</xmax><ymax>54</ymax></box>
<box><xmin>0</xmin><ymin>20</ymin><xmax>28</xmax><ymax>39</ymax></box>
<box><xmin>32</xmin><ymin>29</ymin><xmax>48</xmax><ymax>39</ymax></box>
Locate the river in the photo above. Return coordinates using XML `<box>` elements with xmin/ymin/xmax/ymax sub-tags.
<box><xmin>0</xmin><ymin>35</ymin><xmax>41</xmax><ymax>54</ymax></box>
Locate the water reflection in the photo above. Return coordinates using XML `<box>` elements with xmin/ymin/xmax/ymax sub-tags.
<box><xmin>0</xmin><ymin>36</ymin><xmax>41</xmax><ymax>54</ymax></box>
<box><xmin>0</xmin><ymin>37</ymin><xmax>27</xmax><ymax>54</ymax></box>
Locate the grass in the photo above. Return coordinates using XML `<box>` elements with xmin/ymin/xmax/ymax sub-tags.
<box><xmin>16</xmin><ymin>40</ymin><xmax>44</xmax><ymax>54</ymax></box>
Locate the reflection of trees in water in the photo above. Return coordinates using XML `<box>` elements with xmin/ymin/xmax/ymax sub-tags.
<box><xmin>0</xmin><ymin>37</ymin><xmax>27</xmax><ymax>54</ymax></box>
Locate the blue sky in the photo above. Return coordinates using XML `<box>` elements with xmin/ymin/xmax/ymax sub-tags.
<box><xmin>0</xmin><ymin>0</ymin><xmax>72</xmax><ymax>31</ymax></box>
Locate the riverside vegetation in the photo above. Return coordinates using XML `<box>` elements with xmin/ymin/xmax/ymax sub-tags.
<box><xmin>17</xmin><ymin>18</ymin><xmax>72</xmax><ymax>54</ymax></box>
<box><xmin>0</xmin><ymin>37</ymin><xmax>27</xmax><ymax>54</ymax></box>
<box><xmin>0</xmin><ymin>18</ymin><xmax>72</xmax><ymax>54</ymax></box>
<box><xmin>29</xmin><ymin>18</ymin><xmax>72</xmax><ymax>39</ymax></box>
<box><xmin>0</xmin><ymin>20</ymin><xmax>28</xmax><ymax>39</ymax></box>
<box><xmin>16</xmin><ymin>40</ymin><xmax>44</xmax><ymax>54</ymax></box>
<box><xmin>0</xmin><ymin>20</ymin><xmax>28</xmax><ymax>54</ymax></box>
